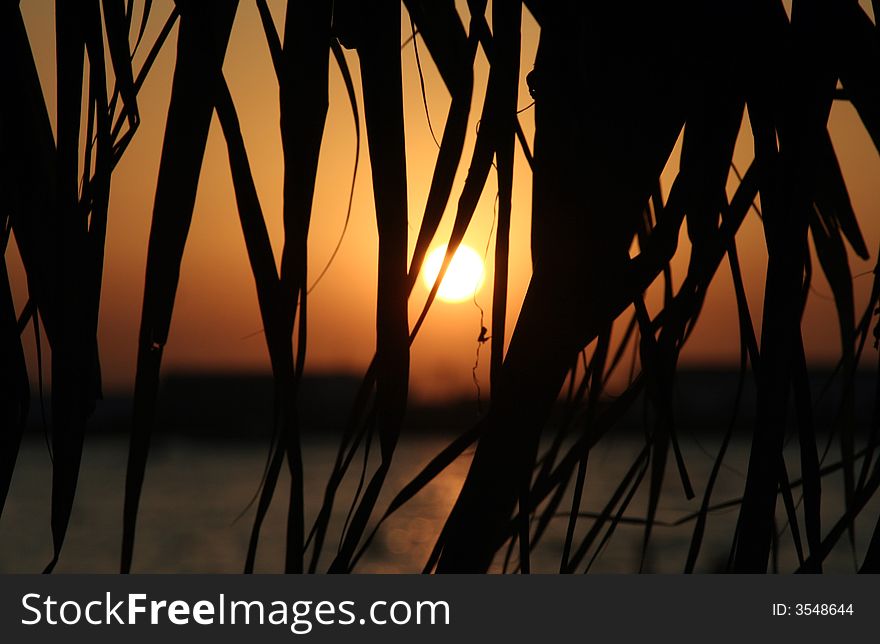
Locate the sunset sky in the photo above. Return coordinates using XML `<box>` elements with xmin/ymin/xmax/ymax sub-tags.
<box><xmin>8</xmin><ymin>0</ymin><xmax>880</xmax><ymax>402</ymax></box>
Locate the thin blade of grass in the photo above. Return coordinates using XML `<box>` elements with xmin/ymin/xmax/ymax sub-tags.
<box><xmin>488</xmin><ymin>0</ymin><xmax>520</xmax><ymax>397</ymax></box>
<box><xmin>0</xmin><ymin>7</ymin><xmax>57</xmax><ymax>487</ymax></box>
<box><xmin>799</xmin><ymin>457</ymin><xmax>880</xmax><ymax>572</ymax></box>
<box><xmin>560</xmin><ymin>330</ymin><xmax>609</xmax><ymax>572</ymax></box>
<box><xmin>110</xmin><ymin>7</ymin><xmax>180</xmax><ymax>163</ymax></box>
<box><xmin>402</xmin><ymin>0</ymin><xmax>475</xmax><ymax>293</ymax></box>
<box><xmin>307</xmin><ymin>40</ymin><xmax>359</xmax><ymax>294</ymax></box>
<box><xmin>792</xmin><ymin>332</ymin><xmax>821</xmax><ymax>571</ymax></box>
<box><xmin>0</xmin><ymin>257</ymin><xmax>29</xmax><ymax>517</ymax></box>
<box><xmin>734</xmin><ymin>0</ymin><xmax>827</xmax><ymax>572</ymax></box>
<box><xmin>329</xmin><ymin>0</ymin><xmax>410</xmax><ymax>573</ymax></box>
<box><xmin>132</xmin><ymin>0</ymin><xmax>153</xmax><ymax>55</ymax></box>
<box><xmin>44</xmin><ymin>0</ymin><xmax>89</xmax><ymax>573</ymax></box>
<box><xmin>812</xmin><ymin>131</ymin><xmax>868</xmax><ymax>259</ymax></box>
<box><xmin>349</xmin><ymin>422</ymin><xmax>482</xmax><ymax>570</ymax></box>
<box><xmin>633</xmin><ymin>299</ymin><xmax>672</xmax><ymax>572</ymax></box>
<box><xmin>684</xmin><ymin>337</ymin><xmax>747</xmax><ymax>572</ymax></box>
<box><xmin>859</xmin><ymin>353</ymin><xmax>880</xmax><ymax>573</ymax></box>
<box><xmin>0</xmin><ymin>3</ymin><xmax>56</xmax><ymax>324</ymax></box>
<box><xmin>565</xmin><ymin>444</ymin><xmax>650</xmax><ymax>573</ymax></box>
<box><xmin>836</xmin><ymin>3</ymin><xmax>880</xmax><ymax>155</ymax></box>
<box><xmin>274</xmin><ymin>0</ymin><xmax>332</xmax><ymax>575</ymax></box>
<box><xmin>302</xmin><ymin>39</ymin><xmax>361</xmax><ymax>572</ymax></box>
<box><xmin>305</xmin><ymin>363</ymin><xmax>375</xmax><ymax>572</ymax></box>
<box><xmin>102</xmin><ymin>0</ymin><xmax>139</xmax><ymax>130</ymax></box>
<box><xmin>409</xmin><ymin>5</ymin><xmax>500</xmax><ymax>342</ymax></box>
<box><xmin>584</xmin><ymin>451</ymin><xmax>651</xmax><ymax>573</ymax></box>
<box><xmin>213</xmin><ymin>75</ymin><xmax>293</xmax><ymax>571</ymax></box>
<box><xmin>809</xmin><ymin>204</ymin><xmax>859</xmax><ymax>560</ymax></box>
<box><xmin>122</xmin><ymin>0</ymin><xmax>238</xmax><ymax>573</ymax></box>
<box><xmin>254</xmin><ymin>0</ymin><xmax>282</xmax><ymax>78</ymax></box>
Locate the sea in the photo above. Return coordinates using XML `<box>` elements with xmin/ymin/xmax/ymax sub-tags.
<box><xmin>2</xmin><ymin>431</ymin><xmax>877</xmax><ymax>574</ymax></box>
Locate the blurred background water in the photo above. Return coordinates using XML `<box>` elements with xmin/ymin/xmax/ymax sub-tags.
<box><xmin>2</xmin><ymin>430</ymin><xmax>877</xmax><ymax>574</ymax></box>
<box><xmin>3</xmin><ymin>369</ymin><xmax>877</xmax><ymax>573</ymax></box>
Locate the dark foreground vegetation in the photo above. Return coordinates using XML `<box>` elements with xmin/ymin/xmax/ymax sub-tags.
<box><xmin>2</xmin><ymin>0</ymin><xmax>880</xmax><ymax>573</ymax></box>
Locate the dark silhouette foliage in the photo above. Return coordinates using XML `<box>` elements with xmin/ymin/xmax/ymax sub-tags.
<box><xmin>1</xmin><ymin>0</ymin><xmax>880</xmax><ymax>573</ymax></box>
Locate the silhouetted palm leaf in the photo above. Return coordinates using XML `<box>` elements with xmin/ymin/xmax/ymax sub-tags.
<box><xmin>123</xmin><ymin>0</ymin><xmax>239</xmax><ymax>573</ymax></box>
<box><xmin>4</xmin><ymin>0</ymin><xmax>880</xmax><ymax>576</ymax></box>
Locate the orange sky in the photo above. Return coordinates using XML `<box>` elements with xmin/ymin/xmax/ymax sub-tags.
<box><xmin>8</xmin><ymin>1</ymin><xmax>880</xmax><ymax>402</ymax></box>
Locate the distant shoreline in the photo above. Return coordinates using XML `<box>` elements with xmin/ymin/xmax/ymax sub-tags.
<box><xmin>23</xmin><ymin>368</ymin><xmax>878</xmax><ymax>440</ymax></box>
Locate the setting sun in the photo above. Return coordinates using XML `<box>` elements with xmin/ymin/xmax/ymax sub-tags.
<box><xmin>422</xmin><ymin>245</ymin><xmax>486</xmax><ymax>302</ymax></box>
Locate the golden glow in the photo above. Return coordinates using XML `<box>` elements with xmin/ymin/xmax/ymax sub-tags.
<box><xmin>422</xmin><ymin>245</ymin><xmax>486</xmax><ymax>303</ymax></box>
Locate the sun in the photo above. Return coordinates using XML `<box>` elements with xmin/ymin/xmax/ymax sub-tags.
<box><xmin>422</xmin><ymin>244</ymin><xmax>486</xmax><ymax>303</ymax></box>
